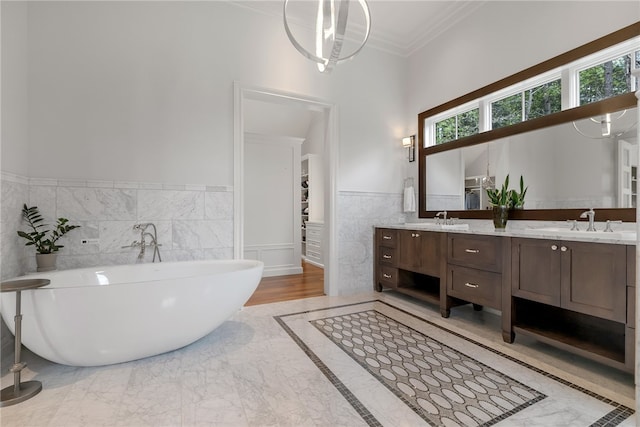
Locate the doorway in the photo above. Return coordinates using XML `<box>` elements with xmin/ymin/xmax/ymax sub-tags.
<box><xmin>233</xmin><ymin>83</ymin><xmax>338</xmax><ymax>296</ymax></box>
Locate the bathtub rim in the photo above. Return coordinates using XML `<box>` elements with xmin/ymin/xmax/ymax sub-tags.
<box><xmin>7</xmin><ymin>259</ymin><xmax>265</xmax><ymax>290</ymax></box>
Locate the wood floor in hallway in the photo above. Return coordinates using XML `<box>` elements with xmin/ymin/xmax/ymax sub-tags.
<box><xmin>245</xmin><ymin>261</ymin><xmax>325</xmax><ymax>306</ymax></box>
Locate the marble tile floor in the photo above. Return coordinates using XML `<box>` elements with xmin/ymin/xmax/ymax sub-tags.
<box><xmin>0</xmin><ymin>292</ymin><xmax>635</xmax><ymax>426</ymax></box>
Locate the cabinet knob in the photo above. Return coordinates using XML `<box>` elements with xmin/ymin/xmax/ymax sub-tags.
<box><xmin>383</xmin><ymin>273</ymin><xmax>392</xmax><ymax>279</ymax></box>
<box><xmin>561</xmin><ymin>246</ymin><xmax>567</xmax><ymax>252</ymax></box>
<box><xmin>464</xmin><ymin>249</ymin><xmax>480</xmax><ymax>254</ymax></box>
<box><xmin>551</xmin><ymin>245</ymin><xmax>558</xmax><ymax>251</ymax></box>
<box><xmin>464</xmin><ymin>282</ymin><xmax>479</xmax><ymax>288</ymax></box>
<box><xmin>412</xmin><ymin>233</ymin><xmax>420</xmax><ymax>238</ymax></box>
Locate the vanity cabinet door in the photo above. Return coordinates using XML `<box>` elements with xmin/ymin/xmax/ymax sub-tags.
<box><xmin>398</xmin><ymin>230</ymin><xmax>441</xmax><ymax>277</ymax></box>
<box><xmin>511</xmin><ymin>238</ymin><xmax>561</xmax><ymax>307</ymax></box>
<box><xmin>560</xmin><ymin>241</ymin><xmax>626</xmax><ymax>323</ymax></box>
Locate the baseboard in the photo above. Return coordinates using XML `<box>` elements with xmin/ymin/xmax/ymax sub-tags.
<box><xmin>262</xmin><ymin>266</ymin><xmax>304</xmax><ymax>277</ymax></box>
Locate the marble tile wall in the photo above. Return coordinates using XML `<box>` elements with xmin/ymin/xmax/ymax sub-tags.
<box><xmin>337</xmin><ymin>191</ymin><xmax>406</xmax><ymax>295</ymax></box>
<box><xmin>0</xmin><ymin>174</ymin><xmax>30</xmax><ymax>358</ymax></box>
<box><xmin>1</xmin><ymin>173</ymin><xmax>234</xmax><ymax>278</ymax></box>
<box><xmin>1</xmin><ymin>174</ymin><xmax>30</xmax><ymax>280</ymax></box>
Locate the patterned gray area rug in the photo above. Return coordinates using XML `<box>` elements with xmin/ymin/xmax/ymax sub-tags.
<box><xmin>311</xmin><ymin>310</ymin><xmax>544</xmax><ymax>426</ymax></box>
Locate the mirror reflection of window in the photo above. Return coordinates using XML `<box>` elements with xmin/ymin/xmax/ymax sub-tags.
<box><xmin>424</xmin><ymin>108</ymin><xmax>638</xmax><ymax>212</ymax></box>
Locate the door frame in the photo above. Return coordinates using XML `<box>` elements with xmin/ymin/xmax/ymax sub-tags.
<box><xmin>233</xmin><ymin>82</ymin><xmax>339</xmax><ymax>296</ymax></box>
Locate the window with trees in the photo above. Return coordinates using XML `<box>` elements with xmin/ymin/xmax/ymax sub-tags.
<box><xmin>424</xmin><ymin>38</ymin><xmax>638</xmax><ymax>147</ymax></box>
<box><xmin>579</xmin><ymin>52</ymin><xmax>639</xmax><ymax>105</ymax></box>
<box><xmin>435</xmin><ymin>108</ymin><xmax>479</xmax><ymax>144</ymax></box>
<box><xmin>492</xmin><ymin>79</ymin><xmax>561</xmax><ymax>129</ymax></box>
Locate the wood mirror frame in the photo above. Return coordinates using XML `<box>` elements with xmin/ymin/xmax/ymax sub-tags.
<box><xmin>418</xmin><ymin>22</ymin><xmax>640</xmax><ymax>222</ymax></box>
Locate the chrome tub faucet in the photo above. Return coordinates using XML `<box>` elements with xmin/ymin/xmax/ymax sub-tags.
<box><xmin>122</xmin><ymin>223</ymin><xmax>162</xmax><ymax>262</ymax></box>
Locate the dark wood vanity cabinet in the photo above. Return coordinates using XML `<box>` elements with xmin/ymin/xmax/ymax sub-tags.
<box><xmin>374</xmin><ymin>227</ymin><xmax>635</xmax><ymax>373</ymax></box>
<box><xmin>511</xmin><ymin>237</ymin><xmax>632</xmax><ymax>371</ymax></box>
<box><xmin>374</xmin><ymin>228</ymin><xmax>445</xmax><ymax>307</ymax></box>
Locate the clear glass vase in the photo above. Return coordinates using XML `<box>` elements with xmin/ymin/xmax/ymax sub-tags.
<box><xmin>492</xmin><ymin>206</ymin><xmax>509</xmax><ymax>230</ymax></box>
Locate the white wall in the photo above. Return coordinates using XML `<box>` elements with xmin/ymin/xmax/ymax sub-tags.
<box><xmin>408</xmin><ymin>1</ymin><xmax>639</xmax><ymax>117</ymax></box>
<box><xmin>1</xmin><ymin>1</ymin><xmax>29</xmax><ymax>175</ymax></box>
<box><xmin>244</xmin><ymin>133</ymin><xmax>302</xmax><ymax>276</ymax></box>
<box><xmin>13</xmin><ymin>1</ymin><xmax>407</xmax><ymax>194</ymax></box>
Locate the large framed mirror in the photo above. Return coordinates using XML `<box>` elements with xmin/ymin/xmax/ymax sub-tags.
<box><xmin>419</xmin><ymin>23</ymin><xmax>640</xmax><ymax>222</ymax></box>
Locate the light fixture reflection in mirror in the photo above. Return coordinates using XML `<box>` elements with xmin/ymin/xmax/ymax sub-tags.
<box><xmin>572</xmin><ymin>109</ymin><xmax>637</xmax><ymax>139</ymax></box>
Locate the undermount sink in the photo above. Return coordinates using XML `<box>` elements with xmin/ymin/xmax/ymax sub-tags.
<box><xmin>403</xmin><ymin>223</ymin><xmax>470</xmax><ymax>231</ymax></box>
<box><xmin>521</xmin><ymin>227</ymin><xmax>636</xmax><ymax>241</ymax></box>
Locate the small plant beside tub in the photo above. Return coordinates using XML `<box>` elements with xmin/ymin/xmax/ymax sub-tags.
<box><xmin>17</xmin><ymin>204</ymin><xmax>81</xmax><ymax>271</ymax></box>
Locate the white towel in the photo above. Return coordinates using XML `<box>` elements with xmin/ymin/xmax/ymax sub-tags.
<box><xmin>403</xmin><ymin>186</ymin><xmax>416</xmax><ymax>213</ymax></box>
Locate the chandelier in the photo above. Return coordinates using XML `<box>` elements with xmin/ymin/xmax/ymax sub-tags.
<box><xmin>283</xmin><ymin>0</ymin><xmax>371</xmax><ymax>73</ymax></box>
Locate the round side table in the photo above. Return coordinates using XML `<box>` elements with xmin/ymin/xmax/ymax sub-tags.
<box><xmin>0</xmin><ymin>278</ymin><xmax>50</xmax><ymax>407</ymax></box>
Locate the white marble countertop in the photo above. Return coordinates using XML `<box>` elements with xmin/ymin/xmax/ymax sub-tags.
<box><xmin>378</xmin><ymin>220</ymin><xmax>637</xmax><ymax>245</ymax></box>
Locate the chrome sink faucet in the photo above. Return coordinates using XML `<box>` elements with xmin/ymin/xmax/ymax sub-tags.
<box><xmin>579</xmin><ymin>208</ymin><xmax>596</xmax><ymax>231</ymax></box>
<box><xmin>435</xmin><ymin>211</ymin><xmax>448</xmax><ymax>224</ymax></box>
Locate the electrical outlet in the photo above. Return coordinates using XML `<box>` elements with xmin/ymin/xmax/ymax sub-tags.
<box><xmin>80</xmin><ymin>238</ymin><xmax>99</xmax><ymax>245</ymax></box>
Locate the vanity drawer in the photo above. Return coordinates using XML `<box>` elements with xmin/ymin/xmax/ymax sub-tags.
<box><xmin>448</xmin><ymin>234</ymin><xmax>501</xmax><ymax>272</ymax></box>
<box><xmin>377</xmin><ymin>229</ymin><xmax>398</xmax><ymax>248</ymax></box>
<box><xmin>447</xmin><ymin>265</ymin><xmax>501</xmax><ymax>309</ymax></box>
<box><xmin>378</xmin><ymin>246</ymin><xmax>397</xmax><ymax>266</ymax></box>
<box><xmin>378</xmin><ymin>266</ymin><xmax>398</xmax><ymax>288</ymax></box>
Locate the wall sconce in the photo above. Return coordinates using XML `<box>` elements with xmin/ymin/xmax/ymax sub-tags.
<box><xmin>402</xmin><ymin>135</ymin><xmax>415</xmax><ymax>162</ymax></box>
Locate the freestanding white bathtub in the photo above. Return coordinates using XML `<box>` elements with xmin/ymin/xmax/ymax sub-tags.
<box><xmin>1</xmin><ymin>259</ymin><xmax>263</xmax><ymax>367</ymax></box>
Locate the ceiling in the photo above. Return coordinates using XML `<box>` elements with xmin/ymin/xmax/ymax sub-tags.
<box><xmin>231</xmin><ymin>0</ymin><xmax>486</xmax><ymax>57</ymax></box>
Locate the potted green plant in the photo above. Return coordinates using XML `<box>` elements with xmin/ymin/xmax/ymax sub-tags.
<box><xmin>509</xmin><ymin>175</ymin><xmax>528</xmax><ymax>209</ymax></box>
<box><xmin>17</xmin><ymin>204</ymin><xmax>81</xmax><ymax>271</ymax></box>
<box><xmin>486</xmin><ymin>175</ymin><xmax>513</xmax><ymax>230</ymax></box>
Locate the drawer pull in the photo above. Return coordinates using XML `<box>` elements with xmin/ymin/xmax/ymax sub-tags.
<box><xmin>383</xmin><ymin>235</ymin><xmax>392</xmax><ymax>240</ymax></box>
<box><xmin>382</xmin><ymin>254</ymin><xmax>392</xmax><ymax>259</ymax></box>
<box><xmin>551</xmin><ymin>245</ymin><xmax>558</xmax><ymax>251</ymax></box>
<box><xmin>383</xmin><ymin>273</ymin><xmax>393</xmax><ymax>279</ymax></box>
<box><xmin>561</xmin><ymin>246</ymin><xmax>567</xmax><ymax>252</ymax></box>
<box><xmin>464</xmin><ymin>249</ymin><xmax>480</xmax><ymax>254</ymax></box>
<box><xmin>412</xmin><ymin>233</ymin><xmax>421</xmax><ymax>238</ymax></box>
<box><xmin>464</xmin><ymin>282</ymin><xmax>479</xmax><ymax>288</ymax></box>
